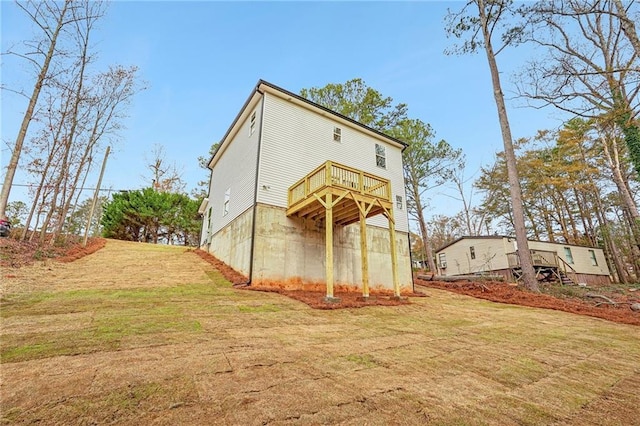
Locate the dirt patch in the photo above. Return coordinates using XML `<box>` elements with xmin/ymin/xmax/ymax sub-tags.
<box><xmin>416</xmin><ymin>279</ymin><xmax>640</xmax><ymax>326</ymax></box>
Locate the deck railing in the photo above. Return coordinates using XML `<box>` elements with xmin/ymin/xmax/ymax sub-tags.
<box><xmin>507</xmin><ymin>249</ymin><xmax>558</xmax><ymax>268</ymax></box>
<box><xmin>288</xmin><ymin>161</ymin><xmax>391</xmax><ymax>207</ymax></box>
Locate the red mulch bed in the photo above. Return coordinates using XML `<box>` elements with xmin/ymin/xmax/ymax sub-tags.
<box><xmin>194</xmin><ymin>249</ymin><xmax>425</xmax><ymax>309</ymax></box>
<box><xmin>1</xmin><ymin>236</ymin><xmax>106</xmax><ymax>268</ymax></box>
<box><xmin>193</xmin><ymin>249</ymin><xmax>250</xmax><ymax>285</ymax></box>
<box><xmin>416</xmin><ymin>279</ymin><xmax>640</xmax><ymax>326</ymax></box>
<box><xmin>57</xmin><ymin>238</ymin><xmax>106</xmax><ymax>263</ymax></box>
<box><xmin>195</xmin><ymin>248</ymin><xmax>636</xmax><ymax>320</ymax></box>
<box><xmin>245</xmin><ymin>285</ymin><xmax>420</xmax><ymax>310</ymax></box>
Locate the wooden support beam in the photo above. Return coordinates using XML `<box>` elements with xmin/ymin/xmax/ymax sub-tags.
<box><xmin>325</xmin><ymin>192</ymin><xmax>334</xmax><ymax>299</ymax></box>
<box><xmin>359</xmin><ymin>202</ymin><xmax>370</xmax><ymax>298</ymax></box>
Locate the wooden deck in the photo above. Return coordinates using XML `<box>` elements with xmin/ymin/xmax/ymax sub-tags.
<box><xmin>507</xmin><ymin>249</ymin><xmax>578</xmax><ymax>284</ymax></box>
<box><xmin>287</xmin><ymin>161</ymin><xmax>393</xmax><ymax>226</ymax></box>
<box><xmin>286</xmin><ymin>161</ymin><xmax>399</xmax><ymax>299</ymax></box>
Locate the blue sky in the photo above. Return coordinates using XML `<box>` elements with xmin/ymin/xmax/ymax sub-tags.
<box><xmin>1</xmin><ymin>1</ymin><xmax>566</xmax><ymax>219</ymax></box>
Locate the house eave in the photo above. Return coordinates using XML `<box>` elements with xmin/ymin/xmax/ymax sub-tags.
<box><xmin>197</xmin><ymin>198</ymin><xmax>209</xmax><ymax>215</ymax></box>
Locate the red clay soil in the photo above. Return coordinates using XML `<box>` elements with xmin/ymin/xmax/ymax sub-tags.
<box><xmin>416</xmin><ymin>279</ymin><xmax>640</xmax><ymax>326</ymax></box>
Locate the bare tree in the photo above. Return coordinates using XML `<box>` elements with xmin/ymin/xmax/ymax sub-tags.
<box><xmin>518</xmin><ymin>0</ymin><xmax>640</xmax><ymax>173</ymax></box>
<box><xmin>145</xmin><ymin>144</ymin><xmax>186</xmax><ymax>193</ymax></box>
<box><xmin>0</xmin><ymin>0</ymin><xmax>103</xmax><ymax>218</ymax></box>
<box><xmin>446</xmin><ymin>0</ymin><xmax>539</xmax><ymax>291</ymax></box>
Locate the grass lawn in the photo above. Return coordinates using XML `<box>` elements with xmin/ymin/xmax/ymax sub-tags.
<box><xmin>1</xmin><ymin>239</ymin><xmax>639</xmax><ymax>425</ymax></box>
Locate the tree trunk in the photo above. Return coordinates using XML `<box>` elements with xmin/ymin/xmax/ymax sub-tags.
<box><xmin>477</xmin><ymin>0</ymin><xmax>538</xmax><ymax>291</ymax></box>
<box><xmin>412</xmin><ymin>183</ymin><xmax>437</xmax><ymax>273</ymax></box>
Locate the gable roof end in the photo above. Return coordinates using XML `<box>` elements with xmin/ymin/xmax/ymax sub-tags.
<box><xmin>206</xmin><ymin>79</ymin><xmax>409</xmax><ymax>169</ymax></box>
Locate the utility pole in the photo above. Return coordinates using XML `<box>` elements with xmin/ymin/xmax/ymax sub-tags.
<box><xmin>83</xmin><ymin>146</ymin><xmax>110</xmax><ymax>246</ymax></box>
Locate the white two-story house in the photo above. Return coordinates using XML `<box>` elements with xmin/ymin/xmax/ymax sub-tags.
<box><xmin>199</xmin><ymin>80</ymin><xmax>412</xmax><ymax>299</ymax></box>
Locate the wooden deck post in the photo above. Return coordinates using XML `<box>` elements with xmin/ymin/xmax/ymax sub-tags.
<box><xmin>359</xmin><ymin>202</ymin><xmax>370</xmax><ymax>298</ymax></box>
<box><xmin>325</xmin><ymin>193</ymin><xmax>335</xmax><ymax>299</ymax></box>
<box><xmin>387</xmin><ymin>208</ymin><xmax>400</xmax><ymax>297</ymax></box>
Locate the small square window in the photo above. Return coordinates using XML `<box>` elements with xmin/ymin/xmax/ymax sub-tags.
<box><xmin>396</xmin><ymin>195</ymin><xmax>403</xmax><ymax>209</ymax></box>
<box><xmin>333</xmin><ymin>127</ymin><xmax>342</xmax><ymax>142</ymax></box>
<box><xmin>470</xmin><ymin>246</ymin><xmax>476</xmax><ymax>260</ymax></box>
<box><xmin>250</xmin><ymin>111</ymin><xmax>256</xmax><ymax>135</ymax></box>
<box><xmin>375</xmin><ymin>143</ymin><xmax>386</xmax><ymax>168</ymax></box>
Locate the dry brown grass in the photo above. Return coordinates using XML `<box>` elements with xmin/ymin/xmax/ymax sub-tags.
<box><xmin>1</xmin><ymin>239</ymin><xmax>639</xmax><ymax>425</ymax></box>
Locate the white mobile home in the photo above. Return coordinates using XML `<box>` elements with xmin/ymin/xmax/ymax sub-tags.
<box><xmin>200</xmin><ymin>80</ymin><xmax>412</xmax><ymax>299</ymax></box>
<box><xmin>435</xmin><ymin>236</ymin><xmax>611</xmax><ymax>285</ymax></box>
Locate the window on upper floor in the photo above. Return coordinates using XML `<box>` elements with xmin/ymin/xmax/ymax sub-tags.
<box><xmin>375</xmin><ymin>143</ymin><xmax>386</xmax><ymax>168</ymax></box>
<box><xmin>333</xmin><ymin>126</ymin><xmax>342</xmax><ymax>142</ymax></box>
<box><xmin>250</xmin><ymin>111</ymin><xmax>256</xmax><ymax>135</ymax></box>
<box><xmin>588</xmin><ymin>249</ymin><xmax>598</xmax><ymax>266</ymax></box>
<box><xmin>223</xmin><ymin>188</ymin><xmax>230</xmax><ymax>216</ymax></box>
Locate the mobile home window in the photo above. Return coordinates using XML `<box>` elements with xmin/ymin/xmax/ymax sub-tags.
<box><xmin>588</xmin><ymin>249</ymin><xmax>598</xmax><ymax>266</ymax></box>
<box><xmin>250</xmin><ymin>111</ymin><xmax>256</xmax><ymax>135</ymax></box>
<box><xmin>470</xmin><ymin>246</ymin><xmax>476</xmax><ymax>260</ymax></box>
<box><xmin>439</xmin><ymin>253</ymin><xmax>447</xmax><ymax>269</ymax></box>
<box><xmin>333</xmin><ymin>127</ymin><xmax>342</xmax><ymax>142</ymax></box>
<box><xmin>563</xmin><ymin>247</ymin><xmax>574</xmax><ymax>264</ymax></box>
<box><xmin>375</xmin><ymin>144</ymin><xmax>386</xmax><ymax>168</ymax></box>
<box><xmin>223</xmin><ymin>188</ymin><xmax>230</xmax><ymax>216</ymax></box>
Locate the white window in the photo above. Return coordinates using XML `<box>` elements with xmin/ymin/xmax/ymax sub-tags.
<box><xmin>588</xmin><ymin>249</ymin><xmax>598</xmax><ymax>266</ymax></box>
<box><xmin>375</xmin><ymin>143</ymin><xmax>386</xmax><ymax>168</ymax></box>
<box><xmin>564</xmin><ymin>247</ymin><xmax>574</xmax><ymax>264</ymax></box>
<box><xmin>333</xmin><ymin>126</ymin><xmax>342</xmax><ymax>142</ymax></box>
<box><xmin>396</xmin><ymin>195</ymin><xmax>403</xmax><ymax>209</ymax></box>
<box><xmin>223</xmin><ymin>188</ymin><xmax>230</xmax><ymax>216</ymax></box>
<box><xmin>250</xmin><ymin>111</ymin><xmax>256</xmax><ymax>135</ymax></box>
<box><xmin>439</xmin><ymin>253</ymin><xmax>447</xmax><ymax>269</ymax></box>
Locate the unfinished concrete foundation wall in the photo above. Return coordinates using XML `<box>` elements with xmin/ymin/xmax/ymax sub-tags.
<box><xmin>208</xmin><ymin>207</ymin><xmax>254</xmax><ymax>277</ymax></box>
<box><xmin>251</xmin><ymin>204</ymin><xmax>412</xmax><ymax>291</ymax></box>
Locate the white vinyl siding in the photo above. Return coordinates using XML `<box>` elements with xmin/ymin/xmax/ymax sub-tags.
<box><xmin>207</xmin><ymin>100</ymin><xmax>261</xmax><ymax>235</ymax></box>
<box><xmin>256</xmin><ymin>93</ymin><xmax>409</xmax><ymax>232</ymax></box>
